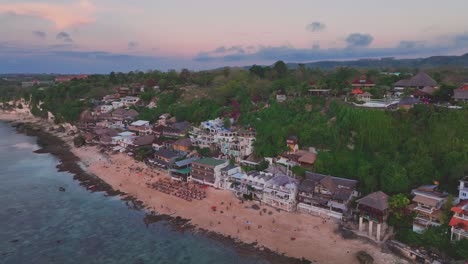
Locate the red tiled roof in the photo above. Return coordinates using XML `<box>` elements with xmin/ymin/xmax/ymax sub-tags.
<box><xmin>351</xmin><ymin>88</ymin><xmax>364</xmax><ymax>94</ymax></box>
<box><xmin>451</xmin><ymin>200</ymin><xmax>468</xmax><ymax>214</ymax></box>
<box><xmin>449</xmin><ymin>217</ymin><xmax>468</xmax><ymax>231</ymax></box>
<box><xmin>352</xmin><ymin>76</ymin><xmax>374</xmax><ymax>85</ymax></box>
<box><xmin>460</xmin><ymin>84</ymin><xmax>468</xmax><ymax>91</ymax></box>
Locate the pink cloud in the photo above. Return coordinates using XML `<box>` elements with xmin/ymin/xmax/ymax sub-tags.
<box><xmin>0</xmin><ymin>0</ymin><xmax>96</xmax><ymax>29</ymax></box>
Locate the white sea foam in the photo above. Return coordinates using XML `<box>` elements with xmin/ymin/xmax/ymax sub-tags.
<box><xmin>13</xmin><ymin>142</ymin><xmax>39</xmax><ymax>150</ymax></box>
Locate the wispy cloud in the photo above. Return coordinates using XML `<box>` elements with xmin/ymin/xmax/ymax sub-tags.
<box><xmin>0</xmin><ymin>0</ymin><xmax>96</xmax><ymax>29</ymax></box>
<box><xmin>128</xmin><ymin>41</ymin><xmax>138</xmax><ymax>50</ymax></box>
<box><xmin>345</xmin><ymin>33</ymin><xmax>374</xmax><ymax>47</ymax></box>
<box><xmin>0</xmin><ymin>42</ymin><xmax>193</xmax><ymax>73</ymax></box>
<box><xmin>306</xmin><ymin>22</ymin><xmax>326</xmax><ymax>32</ymax></box>
<box><xmin>193</xmin><ymin>33</ymin><xmax>468</xmax><ymax>63</ymax></box>
<box><xmin>455</xmin><ymin>33</ymin><xmax>468</xmax><ymax>46</ymax></box>
<box><xmin>32</xmin><ymin>30</ymin><xmax>47</xmax><ymax>39</ymax></box>
<box><xmin>56</xmin><ymin>32</ymin><xmax>73</xmax><ymax>42</ymax></box>
<box><xmin>397</xmin><ymin>40</ymin><xmax>425</xmax><ymax>49</ymax></box>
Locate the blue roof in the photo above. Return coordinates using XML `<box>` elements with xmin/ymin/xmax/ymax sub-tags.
<box><xmin>232</xmin><ymin>173</ymin><xmax>246</xmax><ymax>180</ymax></box>
<box><xmin>174</xmin><ymin>157</ymin><xmax>198</xmax><ymax>167</ymax></box>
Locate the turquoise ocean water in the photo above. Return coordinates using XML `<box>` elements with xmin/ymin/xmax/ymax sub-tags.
<box><xmin>0</xmin><ymin>122</ymin><xmax>271</xmax><ymax>264</ymax></box>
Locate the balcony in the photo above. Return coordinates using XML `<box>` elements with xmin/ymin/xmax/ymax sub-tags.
<box><xmin>452</xmin><ymin>228</ymin><xmax>468</xmax><ymax>239</ymax></box>
<box><xmin>413</xmin><ymin>206</ymin><xmax>434</xmax><ymax>214</ymax></box>
<box><xmin>413</xmin><ymin>216</ymin><xmax>441</xmax><ymax>228</ymax></box>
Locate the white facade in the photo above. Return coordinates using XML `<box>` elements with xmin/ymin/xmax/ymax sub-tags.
<box><xmin>217</xmin><ymin>131</ymin><xmax>255</xmax><ymax>162</ymax></box>
<box><xmin>100</xmin><ymin>105</ymin><xmax>114</xmax><ymax>113</ymax></box>
<box><xmin>226</xmin><ymin>171</ymin><xmax>273</xmax><ymax>200</ymax></box>
<box><xmin>212</xmin><ymin>161</ymin><xmax>230</xmax><ymax>188</ymax></box>
<box><xmin>121</xmin><ymin>96</ymin><xmax>140</xmax><ymax>106</ymax></box>
<box><xmin>276</xmin><ymin>94</ymin><xmax>287</xmax><ymax>102</ymax></box>
<box><xmin>262</xmin><ymin>175</ymin><xmax>299</xmax><ymax>212</ymax></box>
<box><xmin>459</xmin><ymin>178</ymin><xmax>468</xmax><ymax>201</ymax></box>
<box><xmin>111</xmin><ymin>131</ymin><xmax>137</xmax><ymax>148</ymax></box>
<box><xmin>450</xmin><ymin>203</ymin><xmax>468</xmax><ymax>241</ymax></box>
<box><xmin>112</xmin><ymin>101</ymin><xmax>124</xmax><ymax>109</ymax></box>
<box><xmin>189</xmin><ymin>119</ymin><xmax>256</xmax><ymax>162</ymax></box>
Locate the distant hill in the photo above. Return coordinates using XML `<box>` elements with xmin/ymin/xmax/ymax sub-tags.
<box><xmin>286</xmin><ymin>53</ymin><xmax>468</xmax><ymax>70</ymax></box>
<box><xmin>237</xmin><ymin>53</ymin><xmax>468</xmax><ymax>71</ymax></box>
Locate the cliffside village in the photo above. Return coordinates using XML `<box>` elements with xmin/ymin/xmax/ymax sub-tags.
<box><xmin>303</xmin><ymin>72</ymin><xmax>468</xmax><ymax>109</ymax></box>
<box><xmin>70</xmin><ymin>81</ymin><xmax>468</xmax><ymax>248</ymax></box>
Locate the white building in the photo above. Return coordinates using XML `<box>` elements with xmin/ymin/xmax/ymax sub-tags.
<box><xmin>459</xmin><ymin>177</ymin><xmax>468</xmax><ymax>201</ymax></box>
<box><xmin>276</xmin><ymin>94</ymin><xmax>287</xmax><ymax>102</ymax></box>
<box><xmin>112</xmin><ymin>101</ymin><xmax>124</xmax><ymax>109</ymax></box>
<box><xmin>217</xmin><ymin>130</ymin><xmax>256</xmax><ymax>162</ymax></box>
<box><xmin>121</xmin><ymin>96</ymin><xmax>140</xmax><ymax>107</ymax></box>
<box><xmin>189</xmin><ymin>119</ymin><xmax>256</xmax><ymax>162</ymax></box>
<box><xmin>225</xmin><ymin>170</ymin><xmax>273</xmax><ymax>200</ymax></box>
<box><xmin>100</xmin><ymin>105</ymin><xmax>114</xmax><ymax>113</ymax></box>
<box><xmin>221</xmin><ymin>165</ymin><xmax>243</xmax><ymax>189</ymax></box>
<box><xmin>449</xmin><ymin>177</ymin><xmax>468</xmax><ymax>241</ymax></box>
<box><xmin>111</xmin><ymin>131</ymin><xmax>137</xmax><ymax>148</ymax></box>
<box><xmin>262</xmin><ymin>175</ymin><xmax>299</xmax><ymax>212</ymax></box>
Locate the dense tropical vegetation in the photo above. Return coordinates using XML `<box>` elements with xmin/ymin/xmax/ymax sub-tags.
<box><xmin>1</xmin><ymin>62</ymin><xmax>467</xmax><ymax>259</ymax></box>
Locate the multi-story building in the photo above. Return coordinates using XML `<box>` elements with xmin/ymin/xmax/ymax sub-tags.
<box><xmin>262</xmin><ymin>175</ymin><xmax>299</xmax><ymax>212</ymax></box>
<box><xmin>449</xmin><ymin>177</ymin><xmax>468</xmax><ymax>241</ymax></box>
<box><xmin>189</xmin><ymin>118</ymin><xmax>225</xmax><ymax>147</ymax></box>
<box><xmin>128</xmin><ymin>120</ymin><xmax>152</xmax><ymax>135</ymax></box>
<box><xmin>111</xmin><ymin>101</ymin><xmax>124</xmax><ymax>109</ymax></box>
<box><xmin>449</xmin><ymin>201</ymin><xmax>468</xmax><ymax>241</ymax></box>
<box><xmin>112</xmin><ymin>109</ymin><xmax>139</xmax><ymax>122</ymax></box>
<box><xmin>189</xmin><ymin>119</ymin><xmax>256</xmax><ymax>162</ymax></box>
<box><xmin>99</xmin><ymin>105</ymin><xmax>114</xmax><ymax>113</ymax></box>
<box><xmin>409</xmin><ymin>185</ymin><xmax>448</xmax><ymax>233</ymax></box>
<box><xmin>225</xmin><ymin>170</ymin><xmax>273</xmax><ymax>200</ymax></box>
<box><xmin>152</xmin><ymin>149</ymin><xmax>181</xmax><ymax>170</ymax></box>
<box><xmin>351</xmin><ymin>75</ymin><xmax>375</xmax><ymax>90</ymax></box>
<box><xmin>357</xmin><ymin>191</ymin><xmax>389</xmax><ymax>241</ymax></box>
<box><xmin>121</xmin><ymin>96</ymin><xmax>140</xmax><ymax>107</ymax></box>
<box><xmin>190</xmin><ymin>158</ymin><xmax>229</xmax><ymax>188</ymax></box>
<box><xmin>217</xmin><ymin>130</ymin><xmax>256</xmax><ymax>162</ymax></box>
<box><xmin>153</xmin><ymin>125</ymin><xmax>186</xmax><ymax>138</ymax></box>
<box><xmin>297</xmin><ymin>172</ymin><xmax>358</xmax><ymax>219</ymax></box>
<box><xmin>111</xmin><ymin>131</ymin><xmax>137</xmax><ymax>148</ymax></box>
<box><xmin>220</xmin><ymin>165</ymin><xmax>243</xmax><ymax>190</ymax></box>
<box><xmin>170</xmin><ymin>157</ymin><xmax>198</xmax><ymax>181</ymax></box>
<box><xmin>458</xmin><ymin>176</ymin><xmax>468</xmax><ymax>201</ymax></box>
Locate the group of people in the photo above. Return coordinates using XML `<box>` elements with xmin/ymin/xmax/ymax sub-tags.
<box><xmin>149</xmin><ymin>178</ymin><xmax>207</xmax><ymax>202</ymax></box>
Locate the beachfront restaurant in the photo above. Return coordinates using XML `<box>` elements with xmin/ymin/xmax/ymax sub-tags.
<box><xmin>150</xmin><ymin>149</ymin><xmax>180</xmax><ymax>170</ymax></box>
<box><xmin>357</xmin><ymin>191</ymin><xmax>389</xmax><ymax>241</ymax></box>
<box><xmin>169</xmin><ymin>157</ymin><xmax>198</xmax><ymax>181</ymax></box>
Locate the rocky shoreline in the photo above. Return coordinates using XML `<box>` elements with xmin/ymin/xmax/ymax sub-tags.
<box><xmin>9</xmin><ymin>121</ymin><xmax>311</xmax><ymax>264</ymax></box>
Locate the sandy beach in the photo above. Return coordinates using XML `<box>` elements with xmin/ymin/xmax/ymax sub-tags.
<box><xmin>72</xmin><ymin>146</ymin><xmax>403</xmax><ymax>264</ymax></box>
<box><xmin>1</xmin><ymin>111</ymin><xmax>404</xmax><ymax>264</ymax></box>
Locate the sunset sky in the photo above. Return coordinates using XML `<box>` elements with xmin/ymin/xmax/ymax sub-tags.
<box><xmin>1</xmin><ymin>0</ymin><xmax>468</xmax><ymax>73</ymax></box>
